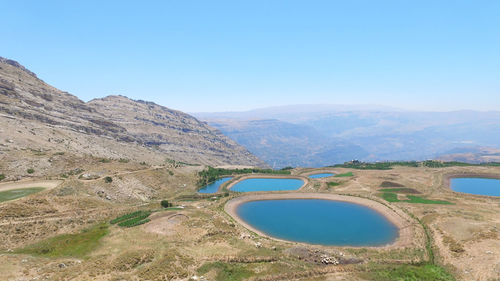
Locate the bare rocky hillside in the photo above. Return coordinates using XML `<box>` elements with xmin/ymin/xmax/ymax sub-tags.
<box><xmin>0</xmin><ymin>56</ymin><xmax>265</xmax><ymax>178</ymax></box>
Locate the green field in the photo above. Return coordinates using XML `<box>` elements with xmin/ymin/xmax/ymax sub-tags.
<box><xmin>334</xmin><ymin>172</ymin><xmax>353</xmax><ymax>177</ymax></box>
<box><xmin>380</xmin><ymin>192</ymin><xmax>453</xmax><ymax>205</ymax></box>
<box><xmin>0</xmin><ymin>187</ymin><xmax>45</xmax><ymax>203</ymax></box>
<box><xmin>110</xmin><ymin>210</ymin><xmax>152</xmax><ymax>227</ymax></box>
<box><xmin>16</xmin><ymin>223</ymin><xmax>109</xmax><ymax>258</ymax></box>
<box><xmin>362</xmin><ymin>263</ymin><xmax>455</xmax><ymax>281</ymax></box>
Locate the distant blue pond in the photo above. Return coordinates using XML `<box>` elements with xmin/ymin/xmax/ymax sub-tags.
<box><xmin>308</xmin><ymin>173</ymin><xmax>334</xmax><ymax>178</ymax></box>
<box><xmin>237</xmin><ymin>199</ymin><xmax>398</xmax><ymax>246</ymax></box>
<box><xmin>198</xmin><ymin>177</ymin><xmax>232</xmax><ymax>193</ymax></box>
<box><xmin>230</xmin><ymin>178</ymin><xmax>304</xmax><ymax>192</ymax></box>
<box><xmin>450</xmin><ymin>177</ymin><xmax>500</xmax><ymax>197</ymax></box>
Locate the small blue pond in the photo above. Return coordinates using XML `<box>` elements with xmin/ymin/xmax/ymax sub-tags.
<box><xmin>450</xmin><ymin>177</ymin><xmax>500</xmax><ymax>197</ymax></box>
<box><xmin>237</xmin><ymin>199</ymin><xmax>398</xmax><ymax>246</ymax></box>
<box><xmin>308</xmin><ymin>173</ymin><xmax>334</xmax><ymax>179</ymax></box>
<box><xmin>198</xmin><ymin>177</ymin><xmax>232</xmax><ymax>193</ymax></box>
<box><xmin>230</xmin><ymin>178</ymin><xmax>304</xmax><ymax>192</ymax></box>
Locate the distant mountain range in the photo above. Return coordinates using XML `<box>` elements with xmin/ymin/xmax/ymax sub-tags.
<box><xmin>0</xmin><ymin>56</ymin><xmax>265</xmax><ymax>168</ymax></box>
<box><xmin>195</xmin><ymin>105</ymin><xmax>500</xmax><ymax>168</ymax></box>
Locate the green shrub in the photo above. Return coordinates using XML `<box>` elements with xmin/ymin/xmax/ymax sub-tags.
<box><xmin>104</xmin><ymin>176</ymin><xmax>113</xmax><ymax>183</ymax></box>
<box><xmin>118</xmin><ymin>158</ymin><xmax>129</xmax><ymax>163</ymax></box>
<box><xmin>0</xmin><ymin>174</ymin><xmax>5</xmax><ymax>181</ymax></box>
<box><xmin>27</xmin><ymin>168</ymin><xmax>35</xmax><ymax>174</ymax></box>
<box><xmin>327</xmin><ymin>182</ymin><xmax>340</xmax><ymax>187</ymax></box>
<box><xmin>161</xmin><ymin>200</ymin><xmax>171</xmax><ymax>208</ymax></box>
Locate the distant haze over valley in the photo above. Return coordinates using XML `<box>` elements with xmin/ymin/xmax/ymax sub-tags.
<box><xmin>195</xmin><ymin>105</ymin><xmax>500</xmax><ymax>168</ymax></box>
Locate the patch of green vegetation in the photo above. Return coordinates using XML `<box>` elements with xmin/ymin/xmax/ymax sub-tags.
<box><xmin>99</xmin><ymin>158</ymin><xmax>111</xmax><ymax>163</ymax></box>
<box><xmin>0</xmin><ymin>174</ymin><xmax>5</xmax><ymax>181</ymax></box>
<box><xmin>110</xmin><ymin>210</ymin><xmax>152</xmax><ymax>227</ymax></box>
<box><xmin>161</xmin><ymin>200</ymin><xmax>173</xmax><ymax>208</ymax></box>
<box><xmin>53</xmin><ymin>151</ymin><xmax>65</xmax><ymax>156</ymax></box>
<box><xmin>26</xmin><ymin>168</ymin><xmax>35</xmax><ymax>174</ymax></box>
<box><xmin>406</xmin><ymin>195</ymin><xmax>453</xmax><ymax>205</ymax></box>
<box><xmin>16</xmin><ymin>223</ymin><xmax>108</xmax><ymax>258</ymax></box>
<box><xmin>380</xmin><ymin>192</ymin><xmax>453</xmax><ymax>204</ymax></box>
<box><xmin>197</xmin><ymin>166</ymin><xmax>291</xmax><ymax>187</ymax></box>
<box><xmin>0</xmin><ymin>187</ymin><xmax>45</xmax><ymax>202</ymax></box>
<box><xmin>197</xmin><ymin>261</ymin><xmax>253</xmax><ymax>281</ymax></box>
<box><xmin>334</xmin><ymin>172</ymin><xmax>353</xmax><ymax>177</ymax></box>
<box><xmin>362</xmin><ymin>263</ymin><xmax>455</xmax><ymax>281</ymax></box>
<box><xmin>118</xmin><ymin>216</ymin><xmax>150</xmax><ymax>227</ymax></box>
<box><xmin>104</xmin><ymin>176</ymin><xmax>113</xmax><ymax>183</ymax></box>
<box><xmin>118</xmin><ymin>158</ymin><xmax>129</xmax><ymax>163</ymax></box>
<box><xmin>380</xmin><ymin>188</ymin><xmax>421</xmax><ymax>194</ymax></box>
<box><xmin>327</xmin><ymin>181</ymin><xmax>340</xmax><ymax>187</ymax></box>
<box><xmin>381</xmin><ymin>192</ymin><xmax>400</xmax><ymax>202</ymax></box>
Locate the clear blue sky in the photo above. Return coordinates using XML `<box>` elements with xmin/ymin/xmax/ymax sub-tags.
<box><xmin>2</xmin><ymin>0</ymin><xmax>499</xmax><ymax>112</ymax></box>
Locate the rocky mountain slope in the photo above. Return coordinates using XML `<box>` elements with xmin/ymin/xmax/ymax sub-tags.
<box><xmin>0</xmin><ymin>56</ymin><xmax>265</xmax><ymax>174</ymax></box>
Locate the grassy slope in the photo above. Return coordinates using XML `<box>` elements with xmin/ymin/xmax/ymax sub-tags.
<box><xmin>362</xmin><ymin>263</ymin><xmax>455</xmax><ymax>281</ymax></box>
<box><xmin>16</xmin><ymin>223</ymin><xmax>109</xmax><ymax>258</ymax></box>
<box><xmin>0</xmin><ymin>187</ymin><xmax>45</xmax><ymax>203</ymax></box>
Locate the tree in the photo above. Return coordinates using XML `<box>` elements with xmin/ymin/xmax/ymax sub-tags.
<box><xmin>161</xmin><ymin>200</ymin><xmax>170</xmax><ymax>208</ymax></box>
<box><xmin>104</xmin><ymin>176</ymin><xmax>113</xmax><ymax>183</ymax></box>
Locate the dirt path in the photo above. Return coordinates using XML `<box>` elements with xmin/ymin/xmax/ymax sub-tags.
<box><xmin>0</xmin><ymin>180</ymin><xmax>62</xmax><ymax>192</ymax></box>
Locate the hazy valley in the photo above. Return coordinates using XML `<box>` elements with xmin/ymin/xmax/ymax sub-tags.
<box><xmin>196</xmin><ymin>106</ymin><xmax>500</xmax><ymax>168</ymax></box>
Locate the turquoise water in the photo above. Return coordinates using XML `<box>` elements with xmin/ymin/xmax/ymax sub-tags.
<box><xmin>237</xmin><ymin>199</ymin><xmax>398</xmax><ymax>246</ymax></box>
<box><xmin>230</xmin><ymin>178</ymin><xmax>304</xmax><ymax>192</ymax></box>
<box><xmin>308</xmin><ymin>173</ymin><xmax>334</xmax><ymax>178</ymax></box>
<box><xmin>450</xmin><ymin>177</ymin><xmax>500</xmax><ymax>197</ymax></box>
<box><xmin>198</xmin><ymin>177</ymin><xmax>232</xmax><ymax>193</ymax></box>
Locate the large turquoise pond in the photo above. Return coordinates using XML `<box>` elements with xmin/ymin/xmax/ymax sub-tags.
<box><xmin>450</xmin><ymin>177</ymin><xmax>500</xmax><ymax>197</ymax></box>
<box><xmin>308</xmin><ymin>173</ymin><xmax>334</xmax><ymax>178</ymax></box>
<box><xmin>230</xmin><ymin>178</ymin><xmax>304</xmax><ymax>192</ymax></box>
<box><xmin>237</xmin><ymin>199</ymin><xmax>398</xmax><ymax>246</ymax></box>
<box><xmin>198</xmin><ymin>177</ymin><xmax>232</xmax><ymax>193</ymax></box>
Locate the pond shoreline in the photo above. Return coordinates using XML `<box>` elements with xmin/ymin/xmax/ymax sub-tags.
<box><xmin>444</xmin><ymin>173</ymin><xmax>500</xmax><ymax>191</ymax></box>
<box><xmin>224</xmin><ymin>192</ymin><xmax>414</xmax><ymax>249</ymax></box>
<box><xmin>224</xmin><ymin>175</ymin><xmax>309</xmax><ymax>192</ymax></box>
